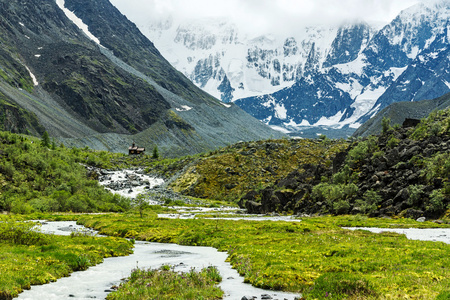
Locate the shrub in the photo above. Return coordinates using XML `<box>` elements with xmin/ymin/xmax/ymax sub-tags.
<box><xmin>66</xmin><ymin>194</ymin><xmax>89</xmax><ymax>212</ymax></box>
<box><xmin>0</xmin><ymin>161</ymin><xmax>16</xmax><ymax>179</ymax></box>
<box><xmin>0</xmin><ymin>221</ymin><xmax>51</xmax><ymax>245</ymax></box>
<box><xmin>333</xmin><ymin>200</ymin><xmax>350</xmax><ymax>215</ymax></box>
<box><xmin>355</xmin><ymin>190</ymin><xmax>382</xmax><ymax>215</ymax></box>
<box><xmin>426</xmin><ymin>189</ymin><xmax>446</xmax><ymax>216</ymax></box>
<box><xmin>346</xmin><ymin>138</ymin><xmax>378</xmax><ymax>166</ymax></box>
<box><xmin>333</xmin><ymin>165</ymin><xmax>351</xmax><ymax>184</ymax></box>
<box><xmin>343</xmin><ymin>183</ymin><xmax>358</xmax><ymax>198</ymax></box>
<box><xmin>332</xmin><ymin>171</ymin><xmax>347</xmax><ymax>184</ymax></box>
<box><xmin>407</xmin><ymin>185</ymin><xmax>424</xmax><ymax>206</ymax></box>
<box><xmin>381</xmin><ymin>117</ymin><xmax>391</xmax><ymax>134</ymax></box>
<box><xmin>10</xmin><ymin>200</ymin><xmax>34</xmax><ymax>214</ymax></box>
<box><xmin>107</xmin><ymin>266</ymin><xmax>223</xmax><ymax>300</ymax></box>
<box><xmin>312</xmin><ymin>183</ymin><xmax>358</xmax><ymax>212</ymax></box>
<box><xmin>68</xmin><ymin>254</ymin><xmax>92</xmax><ymax>271</ymax></box>
<box><xmin>29</xmin><ymin>197</ymin><xmax>61</xmax><ymax>212</ymax></box>
<box><xmin>430</xmin><ymin>123</ymin><xmax>442</xmax><ymax>135</ymax></box>
<box><xmin>387</xmin><ymin>136</ymin><xmax>400</xmax><ymax>149</ymax></box>
<box><xmin>423</xmin><ymin>153</ymin><xmax>450</xmax><ymax>182</ymax></box>
<box><xmin>372</xmin><ymin>150</ymin><xmax>384</xmax><ymax>159</ymax></box>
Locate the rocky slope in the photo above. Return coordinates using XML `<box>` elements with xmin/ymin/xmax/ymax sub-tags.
<box><xmin>238</xmin><ymin>107</ymin><xmax>450</xmax><ymax>219</ymax></box>
<box><xmin>154</xmin><ymin>107</ymin><xmax>449</xmax><ymax>219</ymax></box>
<box><xmin>0</xmin><ymin>0</ymin><xmax>281</xmax><ymax>157</ymax></box>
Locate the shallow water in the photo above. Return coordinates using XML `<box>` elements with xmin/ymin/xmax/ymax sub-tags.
<box><xmin>99</xmin><ymin>169</ymin><xmax>164</xmax><ymax>200</ymax></box>
<box><xmin>21</xmin><ymin>223</ymin><xmax>450</xmax><ymax>299</ymax></box>
<box><xmin>19</xmin><ymin>221</ymin><xmax>301</xmax><ymax>300</ymax></box>
<box><xmin>159</xmin><ymin>213</ymin><xmax>302</xmax><ymax>222</ymax></box>
<box><xmin>345</xmin><ymin>227</ymin><xmax>450</xmax><ymax>244</ymax></box>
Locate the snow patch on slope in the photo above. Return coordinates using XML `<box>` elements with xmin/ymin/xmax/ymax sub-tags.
<box><xmin>25</xmin><ymin>66</ymin><xmax>38</xmax><ymax>86</ymax></box>
<box><xmin>175</xmin><ymin>105</ymin><xmax>193</xmax><ymax>112</ymax></box>
<box><xmin>55</xmin><ymin>0</ymin><xmax>101</xmax><ymax>45</ymax></box>
<box><xmin>274</xmin><ymin>103</ymin><xmax>287</xmax><ymax>120</ymax></box>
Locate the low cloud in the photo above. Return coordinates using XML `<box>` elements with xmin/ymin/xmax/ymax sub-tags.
<box><xmin>111</xmin><ymin>0</ymin><xmax>421</xmax><ymax>36</ymax></box>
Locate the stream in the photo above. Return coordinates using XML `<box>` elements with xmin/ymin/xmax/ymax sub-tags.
<box><xmin>17</xmin><ymin>170</ymin><xmax>450</xmax><ymax>299</ymax></box>
<box><xmin>345</xmin><ymin>227</ymin><xmax>450</xmax><ymax>243</ymax></box>
<box><xmin>18</xmin><ymin>223</ymin><xmax>450</xmax><ymax>300</ymax></box>
<box><xmin>18</xmin><ymin>221</ymin><xmax>301</xmax><ymax>300</ymax></box>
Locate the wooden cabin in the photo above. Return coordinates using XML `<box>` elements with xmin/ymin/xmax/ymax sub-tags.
<box><xmin>128</xmin><ymin>142</ymin><xmax>145</xmax><ymax>155</ymax></box>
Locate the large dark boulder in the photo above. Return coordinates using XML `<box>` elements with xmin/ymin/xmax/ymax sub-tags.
<box><xmin>245</xmin><ymin>201</ymin><xmax>262</xmax><ymax>214</ymax></box>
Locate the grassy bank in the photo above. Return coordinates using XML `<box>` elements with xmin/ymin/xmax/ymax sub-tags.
<box><xmin>106</xmin><ymin>265</ymin><xmax>223</xmax><ymax>300</ymax></box>
<box><xmin>0</xmin><ymin>217</ymin><xmax>133</xmax><ymax>299</ymax></box>
<box><xmin>75</xmin><ymin>213</ymin><xmax>450</xmax><ymax>299</ymax></box>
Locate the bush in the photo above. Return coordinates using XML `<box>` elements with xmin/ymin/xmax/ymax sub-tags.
<box><xmin>333</xmin><ymin>200</ymin><xmax>350</xmax><ymax>215</ymax></box>
<box><xmin>387</xmin><ymin>136</ymin><xmax>400</xmax><ymax>148</ymax></box>
<box><xmin>343</xmin><ymin>183</ymin><xmax>358</xmax><ymax>198</ymax></box>
<box><xmin>0</xmin><ymin>221</ymin><xmax>51</xmax><ymax>245</ymax></box>
<box><xmin>0</xmin><ymin>161</ymin><xmax>16</xmax><ymax>179</ymax></box>
<box><xmin>29</xmin><ymin>197</ymin><xmax>61</xmax><ymax>212</ymax></box>
<box><xmin>333</xmin><ymin>165</ymin><xmax>351</xmax><ymax>184</ymax></box>
<box><xmin>372</xmin><ymin>150</ymin><xmax>384</xmax><ymax>159</ymax></box>
<box><xmin>346</xmin><ymin>138</ymin><xmax>378</xmax><ymax>167</ymax></box>
<box><xmin>423</xmin><ymin>153</ymin><xmax>450</xmax><ymax>182</ymax></box>
<box><xmin>355</xmin><ymin>190</ymin><xmax>382</xmax><ymax>215</ymax></box>
<box><xmin>107</xmin><ymin>266</ymin><xmax>223</xmax><ymax>300</ymax></box>
<box><xmin>407</xmin><ymin>185</ymin><xmax>424</xmax><ymax>206</ymax></box>
<box><xmin>381</xmin><ymin>117</ymin><xmax>391</xmax><ymax>134</ymax></box>
<box><xmin>10</xmin><ymin>200</ymin><xmax>34</xmax><ymax>214</ymax></box>
<box><xmin>426</xmin><ymin>189</ymin><xmax>446</xmax><ymax>216</ymax></box>
<box><xmin>312</xmin><ymin>183</ymin><xmax>358</xmax><ymax>212</ymax></box>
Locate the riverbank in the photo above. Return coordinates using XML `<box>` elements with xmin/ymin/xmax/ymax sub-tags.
<box><xmin>0</xmin><ymin>219</ymin><xmax>132</xmax><ymax>299</ymax></box>
<box><xmin>4</xmin><ymin>213</ymin><xmax>450</xmax><ymax>299</ymax></box>
<box><xmin>18</xmin><ymin>220</ymin><xmax>301</xmax><ymax>300</ymax></box>
<box><xmin>75</xmin><ymin>213</ymin><xmax>450</xmax><ymax>299</ymax></box>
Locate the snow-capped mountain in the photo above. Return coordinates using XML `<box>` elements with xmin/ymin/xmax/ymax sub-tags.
<box><xmin>139</xmin><ymin>18</ymin><xmax>360</xmax><ymax>102</ymax></box>
<box><xmin>136</xmin><ymin>0</ymin><xmax>450</xmax><ymax>134</ymax></box>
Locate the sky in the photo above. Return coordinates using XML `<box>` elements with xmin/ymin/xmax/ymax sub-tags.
<box><xmin>110</xmin><ymin>0</ymin><xmax>422</xmax><ymax>35</ymax></box>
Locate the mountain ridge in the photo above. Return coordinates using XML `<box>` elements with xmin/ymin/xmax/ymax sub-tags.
<box><xmin>138</xmin><ymin>0</ymin><xmax>450</xmax><ymax>135</ymax></box>
<box><xmin>0</xmin><ymin>0</ymin><xmax>282</xmax><ymax>157</ymax></box>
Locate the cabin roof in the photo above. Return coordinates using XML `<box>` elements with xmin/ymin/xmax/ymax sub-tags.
<box><xmin>129</xmin><ymin>147</ymin><xmax>145</xmax><ymax>151</ymax></box>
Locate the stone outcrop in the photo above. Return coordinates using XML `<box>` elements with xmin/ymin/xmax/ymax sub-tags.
<box><xmin>239</xmin><ymin>112</ymin><xmax>450</xmax><ymax>218</ymax></box>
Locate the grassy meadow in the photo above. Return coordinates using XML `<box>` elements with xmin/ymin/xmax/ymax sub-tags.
<box><xmin>70</xmin><ymin>213</ymin><xmax>450</xmax><ymax>300</ymax></box>
<box><xmin>0</xmin><ymin>107</ymin><xmax>449</xmax><ymax>300</ymax></box>
<box><xmin>2</xmin><ymin>208</ymin><xmax>450</xmax><ymax>299</ymax></box>
<box><xmin>0</xmin><ymin>216</ymin><xmax>133</xmax><ymax>299</ymax></box>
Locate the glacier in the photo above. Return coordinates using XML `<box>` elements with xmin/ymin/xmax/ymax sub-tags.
<box><xmin>112</xmin><ymin>0</ymin><xmax>450</xmax><ymax>135</ymax></box>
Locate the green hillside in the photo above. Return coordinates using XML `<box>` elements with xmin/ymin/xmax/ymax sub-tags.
<box><xmin>0</xmin><ymin>131</ymin><xmax>129</xmax><ymax>213</ymax></box>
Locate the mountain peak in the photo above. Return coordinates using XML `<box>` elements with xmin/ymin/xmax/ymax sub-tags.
<box><xmin>0</xmin><ymin>0</ymin><xmax>282</xmax><ymax>156</ymax></box>
<box><xmin>113</xmin><ymin>1</ymin><xmax>450</xmax><ymax>137</ymax></box>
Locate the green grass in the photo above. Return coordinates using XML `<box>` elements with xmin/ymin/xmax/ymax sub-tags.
<box><xmin>0</xmin><ymin>217</ymin><xmax>133</xmax><ymax>299</ymax></box>
<box><xmin>0</xmin><ymin>131</ymin><xmax>132</xmax><ymax>213</ymax></box>
<box><xmin>75</xmin><ymin>213</ymin><xmax>450</xmax><ymax>299</ymax></box>
<box><xmin>167</xmin><ymin>138</ymin><xmax>348</xmax><ymax>201</ymax></box>
<box><xmin>106</xmin><ymin>265</ymin><xmax>223</xmax><ymax>300</ymax></box>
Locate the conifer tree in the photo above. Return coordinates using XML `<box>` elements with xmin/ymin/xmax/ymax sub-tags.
<box><xmin>41</xmin><ymin>131</ymin><xmax>50</xmax><ymax>148</ymax></box>
<box><xmin>152</xmin><ymin>146</ymin><xmax>159</xmax><ymax>159</ymax></box>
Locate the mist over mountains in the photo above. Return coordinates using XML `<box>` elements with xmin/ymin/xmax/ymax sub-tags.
<box><xmin>136</xmin><ymin>0</ymin><xmax>450</xmax><ymax>136</ymax></box>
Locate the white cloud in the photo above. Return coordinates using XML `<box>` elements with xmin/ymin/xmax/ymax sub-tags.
<box><xmin>110</xmin><ymin>0</ymin><xmax>421</xmax><ymax>36</ymax></box>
